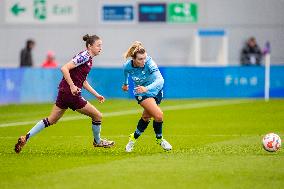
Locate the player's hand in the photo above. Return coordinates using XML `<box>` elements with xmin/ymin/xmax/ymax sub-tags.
<box><xmin>135</xmin><ymin>85</ymin><xmax>147</xmax><ymax>94</ymax></box>
<box><xmin>122</xmin><ymin>85</ymin><xmax>129</xmax><ymax>91</ymax></box>
<box><xmin>96</xmin><ymin>95</ymin><xmax>105</xmax><ymax>103</ymax></box>
<box><xmin>70</xmin><ymin>85</ymin><xmax>81</xmax><ymax>96</ymax></box>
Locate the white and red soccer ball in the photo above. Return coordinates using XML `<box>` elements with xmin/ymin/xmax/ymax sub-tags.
<box><xmin>262</xmin><ymin>133</ymin><xmax>281</xmax><ymax>152</ymax></box>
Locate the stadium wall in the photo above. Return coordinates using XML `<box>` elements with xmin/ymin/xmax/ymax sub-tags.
<box><xmin>1</xmin><ymin>0</ymin><xmax>284</xmax><ymax>67</ymax></box>
<box><xmin>1</xmin><ymin>66</ymin><xmax>284</xmax><ymax>104</ymax></box>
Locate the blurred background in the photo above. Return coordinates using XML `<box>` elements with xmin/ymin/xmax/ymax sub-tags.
<box><xmin>0</xmin><ymin>0</ymin><xmax>284</xmax><ymax>104</ymax></box>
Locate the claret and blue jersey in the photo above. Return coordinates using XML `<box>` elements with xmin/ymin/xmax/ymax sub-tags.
<box><xmin>123</xmin><ymin>56</ymin><xmax>164</xmax><ymax>97</ymax></box>
<box><xmin>58</xmin><ymin>50</ymin><xmax>93</xmax><ymax>93</ymax></box>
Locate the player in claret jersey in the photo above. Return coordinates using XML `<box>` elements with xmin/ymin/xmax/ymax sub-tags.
<box><xmin>15</xmin><ymin>34</ymin><xmax>114</xmax><ymax>153</ymax></box>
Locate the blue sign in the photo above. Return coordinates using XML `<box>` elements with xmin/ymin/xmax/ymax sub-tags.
<box><xmin>102</xmin><ymin>5</ymin><xmax>134</xmax><ymax>21</ymax></box>
<box><xmin>1</xmin><ymin>66</ymin><xmax>284</xmax><ymax>104</ymax></box>
<box><xmin>138</xmin><ymin>3</ymin><xmax>166</xmax><ymax>22</ymax></box>
<box><xmin>198</xmin><ymin>29</ymin><xmax>226</xmax><ymax>37</ymax></box>
<box><xmin>162</xmin><ymin>66</ymin><xmax>284</xmax><ymax>98</ymax></box>
<box><xmin>0</xmin><ymin>69</ymin><xmax>23</xmax><ymax>104</ymax></box>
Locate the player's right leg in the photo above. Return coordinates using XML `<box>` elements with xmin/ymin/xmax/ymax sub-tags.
<box><xmin>77</xmin><ymin>102</ymin><xmax>114</xmax><ymax>148</ymax></box>
<box><xmin>15</xmin><ymin>105</ymin><xmax>66</xmax><ymax>153</ymax></box>
<box><xmin>126</xmin><ymin>110</ymin><xmax>151</xmax><ymax>152</ymax></box>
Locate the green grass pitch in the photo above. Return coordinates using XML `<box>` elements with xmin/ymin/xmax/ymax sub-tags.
<box><xmin>0</xmin><ymin>99</ymin><xmax>283</xmax><ymax>189</ymax></box>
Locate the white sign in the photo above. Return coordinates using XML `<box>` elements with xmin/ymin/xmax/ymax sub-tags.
<box><xmin>5</xmin><ymin>0</ymin><xmax>78</xmax><ymax>24</ymax></box>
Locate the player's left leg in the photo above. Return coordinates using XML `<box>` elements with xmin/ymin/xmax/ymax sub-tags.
<box><xmin>140</xmin><ymin>98</ymin><xmax>172</xmax><ymax>151</ymax></box>
<box><xmin>15</xmin><ymin>105</ymin><xmax>66</xmax><ymax>153</ymax></box>
<box><xmin>77</xmin><ymin>102</ymin><xmax>114</xmax><ymax>148</ymax></box>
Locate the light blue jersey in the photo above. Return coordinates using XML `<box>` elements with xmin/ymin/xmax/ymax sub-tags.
<box><xmin>123</xmin><ymin>56</ymin><xmax>164</xmax><ymax>97</ymax></box>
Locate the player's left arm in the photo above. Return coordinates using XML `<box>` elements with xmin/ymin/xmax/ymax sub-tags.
<box><xmin>145</xmin><ymin>71</ymin><xmax>164</xmax><ymax>91</ymax></box>
<box><xmin>83</xmin><ymin>80</ymin><xmax>105</xmax><ymax>103</ymax></box>
<box><xmin>135</xmin><ymin>61</ymin><xmax>164</xmax><ymax>94</ymax></box>
<box><xmin>135</xmin><ymin>71</ymin><xmax>164</xmax><ymax>94</ymax></box>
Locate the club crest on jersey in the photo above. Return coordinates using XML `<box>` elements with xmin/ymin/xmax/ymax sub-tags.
<box><xmin>77</xmin><ymin>56</ymin><xmax>87</xmax><ymax>64</ymax></box>
<box><xmin>133</xmin><ymin>77</ymin><xmax>140</xmax><ymax>81</ymax></box>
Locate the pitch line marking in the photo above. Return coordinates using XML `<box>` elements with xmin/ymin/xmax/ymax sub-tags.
<box><xmin>0</xmin><ymin>134</ymin><xmax>271</xmax><ymax>139</ymax></box>
<box><xmin>0</xmin><ymin>100</ymin><xmax>250</xmax><ymax>128</ymax></box>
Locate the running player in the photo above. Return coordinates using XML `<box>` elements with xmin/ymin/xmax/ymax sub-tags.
<box><xmin>122</xmin><ymin>41</ymin><xmax>172</xmax><ymax>152</ymax></box>
<box><xmin>15</xmin><ymin>34</ymin><xmax>114</xmax><ymax>153</ymax></box>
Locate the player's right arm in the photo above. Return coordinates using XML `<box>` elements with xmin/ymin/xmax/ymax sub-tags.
<box><xmin>61</xmin><ymin>60</ymin><xmax>80</xmax><ymax>95</ymax></box>
<box><xmin>122</xmin><ymin>65</ymin><xmax>129</xmax><ymax>91</ymax></box>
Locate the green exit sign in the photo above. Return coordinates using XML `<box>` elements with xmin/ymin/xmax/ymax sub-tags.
<box><xmin>167</xmin><ymin>2</ymin><xmax>198</xmax><ymax>23</ymax></box>
<box><xmin>5</xmin><ymin>0</ymin><xmax>78</xmax><ymax>24</ymax></box>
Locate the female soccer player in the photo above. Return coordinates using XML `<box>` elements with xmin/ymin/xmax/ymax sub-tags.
<box><xmin>15</xmin><ymin>34</ymin><xmax>114</xmax><ymax>153</ymax></box>
<box><xmin>122</xmin><ymin>41</ymin><xmax>172</xmax><ymax>152</ymax></box>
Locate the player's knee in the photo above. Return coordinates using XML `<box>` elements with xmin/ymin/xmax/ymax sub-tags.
<box><xmin>142</xmin><ymin>116</ymin><xmax>151</xmax><ymax>122</ymax></box>
<box><xmin>154</xmin><ymin>112</ymin><xmax>163</xmax><ymax>122</ymax></box>
<box><xmin>93</xmin><ymin>111</ymin><xmax>102</xmax><ymax>121</ymax></box>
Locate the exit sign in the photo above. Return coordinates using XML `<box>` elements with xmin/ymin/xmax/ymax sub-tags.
<box><xmin>167</xmin><ymin>2</ymin><xmax>198</xmax><ymax>23</ymax></box>
<box><xmin>5</xmin><ymin>0</ymin><xmax>78</xmax><ymax>24</ymax></box>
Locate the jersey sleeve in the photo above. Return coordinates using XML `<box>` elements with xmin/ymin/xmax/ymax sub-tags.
<box><xmin>145</xmin><ymin>71</ymin><xmax>164</xmax><ymax>91</ymax></box>
<box><xmin>123</xmin><ymin>63</ymin><xmax>129</xmax><ymax>85</ymax></box>
<box><xmin>72</xmin><ymin>53</ymin><xmax>90</xmax><ymax>66</ymax></box>
<box><xmin>124</xmin><ymin>69</ymin><xmax>129</xmax><ymax>85</ymax></box>
<box><xmin>148</xmin><ymin>60</ymin><xmax>159</xmax><ymax>73</ymax></box>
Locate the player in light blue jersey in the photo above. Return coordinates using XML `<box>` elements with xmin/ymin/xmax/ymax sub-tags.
<box><xmin>122</xmin><ymin>41</ymin><xmax>172</xmax><ymax>152</ymax></box>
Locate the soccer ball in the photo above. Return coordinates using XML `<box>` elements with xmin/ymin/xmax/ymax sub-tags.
<box><xmin>262</xmin><ymin>133</ymin><xmax>281</xmax><ymax>152</ymax></box>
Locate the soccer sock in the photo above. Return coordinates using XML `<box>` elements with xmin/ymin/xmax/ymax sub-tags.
<box><xmin>26</xmin><ymin>118</ymin><xmax>50</xmax><ymax>141</ymax></box>
<box><xmin>153</xmin><ymin>121</ymin><xmax>163</xmax><ymax>139</ymax></box>
<box><xmin>134</xmin><ymin>118</ymin><xmax>150</xmax><ymax>139</ymax></box>
<box><xmin>92</xmin><ymin>120</ymin><xmax>101</xmax><ymax>144</ymax></box>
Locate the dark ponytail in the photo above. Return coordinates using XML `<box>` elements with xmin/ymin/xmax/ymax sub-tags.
<box><xmin>82</xmin><ymin>34</ymin><xmax>100</xmax><ymax>48</ymax></box>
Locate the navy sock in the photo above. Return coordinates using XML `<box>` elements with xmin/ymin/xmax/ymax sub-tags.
<box><xmin>134</xmin><ymin>118</ymin><xmax>150</xmax><ymax>139</ymax></box>
<box><xmin>153</xmin><ymin>121</ymin><xmax>163</xmax><ymax>139</ymax></box>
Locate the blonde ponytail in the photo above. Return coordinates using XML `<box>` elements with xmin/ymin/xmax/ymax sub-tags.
<box><xmin>124</xmin><ymin>41</ymin><xmax>145</xmax><ymax>59</ymax></box>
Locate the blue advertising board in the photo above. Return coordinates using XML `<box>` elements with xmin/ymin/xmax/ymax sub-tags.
<box><xmin>0</xmin><ymin>68</ymin><xmax>23</xmax><ymax>104</ymax></box>
<box><xmin>0</xmin><ymin>66</ymin><xmax>283</xmax><ymax>104</ymax></box>
<box><xmin>162</xmin><ymin>66</ymin><xmax>284</xmax><ymax>98</ymax></box>
<box><xmin>138</xmin><ymin>3</ymin><xmax>166</xmax><ymax>22</ymax></box>
<box><xmin>102</xmin><ymin>5</ymin><xmax>134</xmax><ymax>21</ymax></box>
